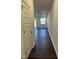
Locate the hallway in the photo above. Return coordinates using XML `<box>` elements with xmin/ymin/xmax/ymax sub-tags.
<box><xmin>28</xmin><ymin>28</ymin><xmax>57</xmax><ymax>59</ymax></box>
<box><xmin>21</xmin><ymin>0</ymin><xmax>58</xmax><ymax>59</ymax></box>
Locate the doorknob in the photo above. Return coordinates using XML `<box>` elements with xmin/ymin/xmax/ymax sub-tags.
<box><xmin>24</xmin><ymin>31</ymin><xmax>26</xmax><ymax>34</ymax></box>
<box><xmin>22</xmin><ymin>6</ymin><xmax>24</xmax><ymax>10</ymax></box>
<box><xmin>31</xmin><ymin>31</ymin><xmax>32</xmax><ymax>33</ymax></box>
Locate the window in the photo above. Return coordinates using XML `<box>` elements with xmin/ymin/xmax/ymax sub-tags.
<box><xmin>40</xmin><ymin>18</ymin><xmax>46</xmax><ymax>24</ymax></box>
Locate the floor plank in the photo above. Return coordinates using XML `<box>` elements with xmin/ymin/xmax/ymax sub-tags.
<box><xmin>28</xmin><ymin>28</ymin><xmax>57</xmax><ymax>59</ymax></box>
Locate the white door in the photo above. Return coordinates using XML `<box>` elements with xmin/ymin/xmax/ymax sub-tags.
<box><xmin>21</xmin><ymin>0</ymin><xmax>35</xmax><ymax>59</ymax></box>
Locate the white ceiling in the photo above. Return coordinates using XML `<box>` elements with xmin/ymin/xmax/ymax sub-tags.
<box><xmin>34</xmin><ymin>0</ymin><xmax>53</xmax><ymax>18</ymax></box>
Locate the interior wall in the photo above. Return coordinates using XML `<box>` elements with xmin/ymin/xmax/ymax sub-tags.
<box><xmin>47</xmin><ymin>0</ymin><xmax>58</xmax><ymax>55</ymax></box>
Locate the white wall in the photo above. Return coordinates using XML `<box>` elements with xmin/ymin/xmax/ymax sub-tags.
<box><xmin>47</xmin><ymin>0</ymin><xmax>58</xmax><ymax>55</ymax></box>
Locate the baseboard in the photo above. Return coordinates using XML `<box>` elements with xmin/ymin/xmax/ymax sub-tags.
<box><xmin>51</xmin><ymin>38</ymin><xmax>58</xmax><ymax>56</ymax></box>
<box><xmin>48</xmin><ymin>30</ymin><xmax>58</xmax><ymax>57</ymax></box>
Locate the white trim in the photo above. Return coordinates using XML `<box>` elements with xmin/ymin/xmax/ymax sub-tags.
<box><xmin>48</xmin><ymin>30</ymin><xmax>58</xmax><ymax>57</ymax></box>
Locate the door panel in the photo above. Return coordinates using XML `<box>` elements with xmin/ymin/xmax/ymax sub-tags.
<box><xmin>21</xmin><ymin>0</ymin><xmax>35</xmax><ymax>59</ymax></box>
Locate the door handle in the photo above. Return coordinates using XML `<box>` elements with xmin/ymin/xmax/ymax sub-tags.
<box><xmin>24</xmin><ymin>31</ymin><xmax>32</xmax><ymax>33</ymax></box>
<box><xmin>31</xmin><ymin>31</ymin><xmax>32</xmax><ymax>33</ymax></box>
<box><xmin>22</xmin><ymin>6</ymin><xmax>23</xmax><ymax>10</ymax></box>
<box><xmin>24</xmin><ymin>31</ymin><xmax>26</xmax><ymax>34</ymax></box>
<box><xmin>24</xmin><ymin>31</ymin><xmax>33</xmax><ymax>34</ymax></box>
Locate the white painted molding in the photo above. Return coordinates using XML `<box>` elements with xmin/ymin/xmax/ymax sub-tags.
<box><xmin>48</xmin><ymin>30</ymin><xmax>58</xmax><ymax>57</ymax></box>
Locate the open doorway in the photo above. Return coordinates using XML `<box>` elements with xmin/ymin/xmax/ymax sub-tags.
<box><xmin>28</xmin><ymin>0</ymin><xmax>58</xmax><ymax>58</ymax></box>
<box><xmin>21</xmin><ymin>0</ymin><xmax>58</xmax><ymax>59</ymax></box>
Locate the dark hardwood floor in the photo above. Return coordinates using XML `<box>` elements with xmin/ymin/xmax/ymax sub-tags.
<box><xmin>28</xmin><ymin>28</ymin><xmax>57</xmax><ymax>59</ymax></box>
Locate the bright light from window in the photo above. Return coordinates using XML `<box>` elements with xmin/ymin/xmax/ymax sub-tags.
<box><xmin>35</xmin><ymin>19</ymin><xmax>36</xmax><ymax>27</ymax></box>
<box><xmin>40</xmin><ymin>18</ymin><xmax>46</xmax><ymax>24</ymax></box>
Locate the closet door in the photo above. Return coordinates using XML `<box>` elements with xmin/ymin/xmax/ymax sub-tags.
<box><xmin>21</xmin><ymin>0</ymin><xmax>35</xmax><ymax>59</ymax></box>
